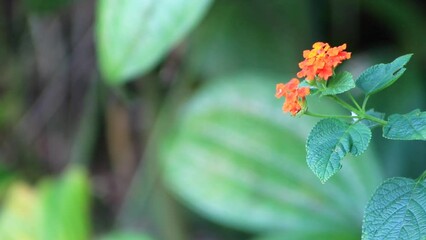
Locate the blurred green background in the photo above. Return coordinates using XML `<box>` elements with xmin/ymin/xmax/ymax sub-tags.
<box><xmin>0</xmin><ymin>0</ymin><xmax>425</xmax><ymax>239</ymax></box>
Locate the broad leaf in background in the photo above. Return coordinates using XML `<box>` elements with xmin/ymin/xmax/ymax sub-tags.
<box><xmin>161</xmin><ymin>73</ymin><xmax>382</xmax><ymax>236</ymax></box>
<box><xmin>24</xmin><ymin>0</ymin><xmax>72</xmax><ymax>13</ymax></box>
<box><xmin>362</xmin><ymin>176</ymin><xmax>426</xmax><ymax>240</ymax></box>
<box><xmin>254</xmin><ymin>232</ymin><xmax>358</xmax><ymax>240</ymax></box>
<box><xmin>0</xmin><ymin>164</ymin><xmax>16</xmax><ymax>199</ymax></box>
<box><xmin>185</xmin><ymin>0</ymin><xmax>312</xmax><ymax>79</ymax></box>
<box><xmin>356</xmin><ymin>54</ymin><xmax>412</xmax><ymax>95</ymax></box>
<box><xmin>96</xmin><ymin>0</ymin><xmax>212</xmax><ymax>84</ymax></box>
<box><xmin>307</xmin><ymin>119</ymin><xmax>372</xmax><ymax>183</ymax></box>
<box><xmin>321</xmin><ymin>71</ymin><xmax>355</xmax><ymax>96</ymax></box>
<box><xmin>383</xmin><ymin>109</ymin><xmax>426</xmax><ymax>140</ymax></box>
<box><xmin>0</xmin><ymin>167</ymin><xmax>90</xmax><ymax>240</ymax></box>
<box><xmin>101</xmin><ymin>232</ymin><xmax>153</xmax><ymax>240</ymax></box>
<box><xmin>0</xmin><ymin>182</ymin><xmax>38</xmax><ymax>239</ymax></box>
<box><xmin>38</xmin><ymin>167</ymin><xmax>90</xmax><ymax>240</ymax></box>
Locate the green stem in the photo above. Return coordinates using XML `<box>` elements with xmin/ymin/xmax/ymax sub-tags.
<box><xmin>362</xmin><ymin>95</ymin><xmax>370</xmax><ymax>111</ymax></box>
<box><xmin>362</xmin><ymin>114</ymin><xmax>387</xmax><ymax>125</ymax></box>
<box><xmin>305</xmin><ymin>111</ymin><xmax>360</xmax><ymax>119</ymax></box>
<box><xmin>348</xmin><ymin>93</ymin><xmax>362</xmax><ymax>111</ymax></box>
<box><xmin>329</xmin><ymin>95</ymin><xmax>387</xmax><ymax>125</ymax></box>
<box><xmin>330</xmin><ymin>95</ymin><xmax>359</xmax><ymax>113</ymax></box>
<box><xmin>416</xmin><ymin>170</ymin><xmax>426</xmax><ymax>182</ymax></box>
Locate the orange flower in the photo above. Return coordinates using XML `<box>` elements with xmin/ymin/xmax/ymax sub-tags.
<box><xmin>297</xmin><ymin>42</ymin><xmax>351</xmax><ymax>81</ymax></box>
<box><xmin>275</xmin><ymin>78</ymin><xmax>310</xmax><ymax>116</ymax></box>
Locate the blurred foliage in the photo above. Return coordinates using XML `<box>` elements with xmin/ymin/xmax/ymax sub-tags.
<box><xmin>101</xmin><ymin>232</ymin><xmax>153</xmax><ymax>240</ymax></box>
<box><xmin>160</xmin><ymin>73</ymin><xmax>381</xmax><ymax>237</ymax></box>
<box><xmin>0</xmin><ymin>0</ymin><xmax>425</xmax><ymax>239</ymax></box>
<box><xmin>24</xmin><ymin>0</ymin><xmax>73</xmax><ymax>13</ymax></box>
<box><xmin>96</xmin><ymin>0</ymin><xmax>212</xmax><ymax>84</ymax></box>
<box><xmin>0</xmin><ymin>167</ymin><xmax>90</xmax><ymax>240</ymax></box>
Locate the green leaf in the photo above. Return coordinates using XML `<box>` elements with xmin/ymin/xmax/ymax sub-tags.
<box><xmin>360</xmin><ymin>109</ymin><xmax>385</xmax><ymax>129</ymax></box>
<box><xmin>24</xmin><ymin>0</ymin><xmax>72</xmax><ymax>13</ymax></box>
<box><xmin>96</xmin><ymin>0</ymin><xmax>212</xmax><ymax>84</ymax></box>
<box><xmin>356</xmin><ymin>54</ymin><xmax>413</xmax><ymax>95</ymax></box>
<box><xmin>307</xmin><ymin>119</ymin><xmax>372</xmax><ymax>183</ymax></box>
<box><xmin>0</xmin><ymin>182</ymin><xmax>38</xmax><ymax>240</ymax></box>
<box><xmin>362</xmin><ymin>177</ymin><xmax>426</xmax><ymax>240</ymax></box>
<box><xmin>0</xmin><ymin>167</ymin><xmax>90</xmax><ymax>240</ymax></box>
<box><xmin>38</xmin><ymin>167</ymin><xmax>91</xmax><ymax>240</ymax></box>
<box><xmin>383</xmin><ymin>109</ymin><xmax>426</xmax><ymax>140</ymax></box>
<box><xmin>254</xmin><ymin>232</ymin><xmax>359</xmax><ymax>240</ymax></box>
<box><xmin>321</xmin><ymin>71</ymin><xmax>355</xmax><ymax>96</ymax></box>
<box><xmin>161</xmin><ymin>73</ymin><xmax>383</xmax><ymax>234</ymax></box>
<box><xmin>101</xmin><ymin>232</ymin><xmax>153</xmax><ymax>240</ymax></box>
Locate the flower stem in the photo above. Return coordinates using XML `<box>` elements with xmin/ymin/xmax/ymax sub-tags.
<box><xmin>305</xmin><ymin>111</ymin><xmax>360</xmax><ymax>119</ymax></box>
<box><xmin>329</xmin><ymin>95</ymin><xmax>388</xmax><ymax>125</ymax></box>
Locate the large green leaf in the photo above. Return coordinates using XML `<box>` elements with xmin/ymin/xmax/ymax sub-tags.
<box><xmin>38</xmin><ymin>167</ymin><xmax>90</xmax><ymax>240</ymax></box>
<box><xmin>307</xmin><ymin>119</ymin><xmax>372</xmax><ymax>183</ymax></box>
<box><xmin>24</xmin><ymin>0</ymin><xmax>72</xmax><ymax>13</ymax></box>
<box><xmin>254</xmin><ymin>232</ymin><xmax>359</xmax><ymax>240</ymax></box>
<box><xmin>96</xmin><ymin>0</ymin><xmax>212</xmax><ymax>84</ymax></box>
<box><xmin>322</xmin><ymin>71</ymin><xmax>355</xmax><ymax>96</ymax></box>
<box><xmin>356</xmin><ymin>54</ymin><xmax>412</xmax><ymax>95</ymax></box>
<box><xmin>0</xmin><ymin>167</ymin><xmax>90</xmax><ymax>240</ymax></box>
<box><xmin>101</xmin><ymin>232</ymin><xmax>153</xmax><ymax>240</ymax></box>
<box><xmin>161</xmin><ymin>73</ymin><xmax>383</xmax><ymax>235</ymax></box>
<box><xmin>362</xmin><ymin>176</ymin><xmax>426</xmax><ymax>240</ymax></box>
<box><xmin>383</xmin><ymin>109</ymin><xmax>426</xmax><ymax>140</ymax></box>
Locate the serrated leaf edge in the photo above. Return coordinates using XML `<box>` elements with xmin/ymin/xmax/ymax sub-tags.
<box><xmin>306</xmin><ymin>120</ymin><xmax>371</xmax><ymax>183</ymax></box>
<box><xmin>356</xmin><ymin>53</ymin><xmax>413</xmax><ymax>96</ymax></box>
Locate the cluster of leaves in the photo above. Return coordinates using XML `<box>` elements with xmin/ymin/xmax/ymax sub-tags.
<box><xmin>291</xmin><ymin>52</ymin><xmax>426</xmax><ymax>239</ymax></box>
<box><xmin>305</xmin><ymin>54</ymin><xmax>421</xmax><ymax>182</ymax></box>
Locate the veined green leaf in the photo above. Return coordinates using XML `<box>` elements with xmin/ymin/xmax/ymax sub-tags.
<box><xmin>96</xmin><ymin>0</ymin><xmax>212</xmax><ymax>84</ymax></box>
<box><xmin>254</xmin><ymin>232</ymin><xmax>359</xmax><ymax>240</ymax></box>
<box><xmin>383</xmin><ymin>109</ymin><xmax>426</xmax><ymax>140</ymax></box>
<box><xmin>322</xmin><ymin>71</ymin><xmax>355</xmax><ymax>96</ymax></box>
<box><xmin>307</xmin><ymin>119</ymin><xmax>371</xmax><ymax>183</ymax></box>
<box><xmin>356</xmin><ymin>54</ymin><xmax>412</xmax><ymax>95</ymax></box>
<box><xmin>362</xmin><ymin>177</ymin><xmax>426</xmax><ymax>240</ymax></box>
<box><xmin>161</xmin><ymin>73</ymin><xmax>382</xmax><ymax>234</ymax></box>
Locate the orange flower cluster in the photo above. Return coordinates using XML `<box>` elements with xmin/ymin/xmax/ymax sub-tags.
<box><xmin>275</xmin><ymin>78</ymin><xmax>310</xmax><ymax>116</ymax></box>
<box><xmin>297</xmin><ymin>42</ymin><xmax>351</xmax><ymax>81</ymax></box>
